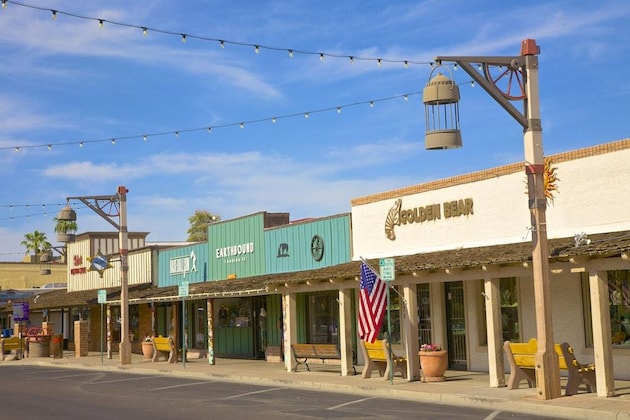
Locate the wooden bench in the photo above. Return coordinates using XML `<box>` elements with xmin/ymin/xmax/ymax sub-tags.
<box><xmin>360</xmin><ymin>338</ymin><xmax>407</xmax><ymax>379</ymax></box>
<box><xmin>290</xmin><ymin>343</ymin><xmax>355</xmax><ymax>374</ymax></box>
<box><xmin>504</xmin><ymin>339</ymin><xmax>596</xmax><ymax>395</ymax></box>
<box><xmin>151</xmin><ymin>336</ymin><xmax>176</xmax><ymax>363</ymax></box>
<box><xmin>1</xmin><ymin>337</ymin><xmax>27</xmax><ymax>360</ymax></box>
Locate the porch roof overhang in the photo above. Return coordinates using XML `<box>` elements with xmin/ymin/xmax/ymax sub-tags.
<box><xmin>12</xmin><ymin>230</ymin><xmax>630</xmax><ymax>311</ymax></box>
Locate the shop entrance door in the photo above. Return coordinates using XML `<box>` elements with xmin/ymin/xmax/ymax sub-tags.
<box><xmin>253</xmin><ymin>296</ymin><xmax>267</xmax><ymax>359</ymax></box>
<box><xmin>445</xmin><ymin>281</ymin><xmax>467</xmax><ymax>370</ymax></box>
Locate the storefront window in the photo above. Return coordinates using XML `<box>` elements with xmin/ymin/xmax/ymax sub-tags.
<box><xmin>215</xmin><ymin>298</ymin><xmax>251</xmax><ymax>328</ymax></box>
<box><xmin>501</xmin><ymin>277</ymin><xmax>520</xmax><ymax>342</ymax></box>
<box><xmin>306</xmin><ymin>292</ymin><xmax>338</xmax><ymax>344</ymax></box>
<box><xmin>610</xmin><ymin>270</ymin><xmax>630</xmax><ymax>347</ymax></box>
<box><xmin>417</xmin><ymin>283</ymin><xmax>432</xmax><ymax>346</ymax></box>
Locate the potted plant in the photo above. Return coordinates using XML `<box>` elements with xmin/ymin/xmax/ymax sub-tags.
<box><xmin>418</xmin><ymin>343</ymin><xmax>447</xmax><ymax>382</ymax></box>
<box><xmin>53</xmin><ymin>216</ymin><xmax>78</xmax><ymax>243</ymax></box>
<box><xmin>141</xmin><ymin>336</ymin><xmax>154</xmax><ymax>360</ymax></box>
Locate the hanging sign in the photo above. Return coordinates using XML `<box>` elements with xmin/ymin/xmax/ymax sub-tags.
<box><xmin>379</xmin><ymin>258</ymin><xmax>395</xmax><ymax>282</ymax></box>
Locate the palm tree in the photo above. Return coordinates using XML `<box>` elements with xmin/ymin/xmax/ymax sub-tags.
<box><xmin>21</xmin><ymin>230</ymin><xmax>52</xmax><ymax>262</ymax></box>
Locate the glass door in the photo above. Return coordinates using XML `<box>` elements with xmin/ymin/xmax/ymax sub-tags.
<box><xmin>445</xmin><ymin>281</ymin><xmax>467</xmax><ymax>370</ymax></box>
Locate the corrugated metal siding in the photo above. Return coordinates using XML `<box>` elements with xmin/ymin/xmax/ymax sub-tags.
<box><xmin>158</xmin><ymin>243</ymin><xmax>209</xmax><ymax>287</ymax></box>
<box><xmin>68</xmin><ymin>249</ymin><xmax>153</xmax><ymax>292</ymax></box>
<box><xmin>208</xmin><ymin>213</ymin><xmax>266</xmax><ymax>281</ymax></box>
<box><xmin>265</xmin><ymin>214</ymin><xmax>351</xmax><ymax>274</ymax></box>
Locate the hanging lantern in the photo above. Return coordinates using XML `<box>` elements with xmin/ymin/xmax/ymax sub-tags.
<box><xmin>57</xmin><ymin>204</ymin><xmax>76</xmax><ymax>222</ymax></box>
<box><xmin>423</xmin><ymin>69</ymin><xmax>462</xmax><ymax>149</ymax></box>
<box><xmin>39</xmin><ymin>251</ymin><xmax>52</xmax><ymax>275</ymax></box>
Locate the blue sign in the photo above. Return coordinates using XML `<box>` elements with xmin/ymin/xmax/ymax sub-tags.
<box><xmin>13</xmin><ymin>302</ymin><xmax>29</xmax><ymax>321</ymax></box>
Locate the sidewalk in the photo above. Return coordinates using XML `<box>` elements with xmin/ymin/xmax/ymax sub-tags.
<box><xmin>5</xmin><ymin>351</ymin><xmax>630</xmax><ymax>420</ymax></box>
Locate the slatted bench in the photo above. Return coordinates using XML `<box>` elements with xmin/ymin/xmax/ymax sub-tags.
<box><xmin>360</xmin><ymin>338</ymin><xmax>407</xmax><ymax>379</ymax></box>
<box><xmin>504</xmin><ymin>338</ymin><xmax>596</xmax><ymax>395</ymax></box>
<box><xmin>151</xmin><ymin>336</ymin><xmax>176</xmax><ymax>363</ymax></box>
<box><xmin>291</xmin><ymin>343</ymin><xmax>355</xmax><ymax>374</ymax></box>
<box><xmin>1</xmin><ymin>337</ymin><xmax>27</xmax><ymax>360</ymax></box>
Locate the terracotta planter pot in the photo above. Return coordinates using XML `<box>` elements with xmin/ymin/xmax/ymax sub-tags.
<box><xmin>419</xmin><ymin>350</ymin><xmax>448</xmax><ymax>382</ymax></box>
<box><xmin>141</xmin><ymin>341</ymin><xmax>154</xmax><ymax>360</ymax></box>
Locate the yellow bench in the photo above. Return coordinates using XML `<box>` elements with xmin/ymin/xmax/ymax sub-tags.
<box><xmin>504</xmin><ymin>338</ymin><xmax>596</xmax><ymax>395</ymax></box>
<box><xmin>151</xmin><ymin>336</ymin><xmax>176</xmax><ymax>363</ymax></box>
<box><xmin>360</xmin><ymin>338</ymin><xmax>407</xmax><ymax>379</ymax></box>
<box><xmin>1</xmin><ymin>336</ymin><xmax>27</xmax><ymax>360</ymax></box>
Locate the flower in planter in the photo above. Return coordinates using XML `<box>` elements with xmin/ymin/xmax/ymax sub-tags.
<box><xmin>420</xmin><ymin>343</ymin><xmax>443</xmax><ymax>352</ymax></box>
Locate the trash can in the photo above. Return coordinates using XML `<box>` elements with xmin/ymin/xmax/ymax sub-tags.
<box><xmin>52</xmin><ymin>334</ymin><xmax>63</xmax><ymax>359</ymax></box>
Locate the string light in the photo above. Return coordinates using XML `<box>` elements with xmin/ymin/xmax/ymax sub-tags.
<box><xmin>254</xmin><ymin>45</ymin><xmax>260</xmax><ymax>53</ymax></box>
<box><xmin>207</xmin><ymin>127</ymin><xmax>212</xmax><ymax>133</ymax></box>
<box><xmin>1</xmin><ymin>1</ymin><xmax>431</xmax><ymax>67</ymax></box>
<box><xmin>174</xmin><ymin>131</ymin><xmax>179</xmax><ymax>137</ymax></box>
<box><xmin>47</xmin><ymin>144</ymin><xmax>52</xmax><ymax>150</ymax></box>
<box><xmin>377</xmin><ymin>58</ymin><xmax>382</xmax><ymax>66</ymax></box>
<box><xmin>0</xmin><ymin>92</ymin><xmax>422</xmax><ymax>152</ymax></box>
<box><xmin>51</xmin><ymin>10</ymin><xmax>56</xmax><ymax>20</ymax></box>
<box><xmin>349</xmin><ymin>56</ymin><xmax>354</xmax><ymax>63</ymax></box>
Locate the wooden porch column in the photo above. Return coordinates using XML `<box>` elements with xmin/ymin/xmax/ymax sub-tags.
<box><xmin>589</xmin><ymin>270</ymin><xmax>615</xmax><ymax>397</ymax></box>
<box><xmin>283</xmin><ymin>292</ymin><xmax>297</xmax><ymax>373</ymax></box>
<box><xmin>338</xmin><ymin>288</ymin><xmax>354</xmax><ymax>376</ymax></box>
<box><xmin>403</xmin><ymin>284</ymin><xmax>420</xmax><ymax>381</ymax></box>
<box><xmin>484</xmin><ymin>276</ymin><xmax>505</xmax><ymax>387</ymax></box>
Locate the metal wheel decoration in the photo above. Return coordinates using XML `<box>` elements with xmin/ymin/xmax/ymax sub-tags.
<box><xmin>483</xmin><ymin>63</ymin><xmax>526</xmax><ymax>100</ymax></box>
<box><xmin>96</xmin><ymin>198</ymin><xmax>120</xmax><ymax>217</ymax></box>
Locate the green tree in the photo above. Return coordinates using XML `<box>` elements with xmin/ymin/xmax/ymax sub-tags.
<box><xmin>21</xmin><ymin>230</ymin><xmax>52</xmax><ymax>257</ymax></box>
<box><xmin>187</xmin><ymin>210</ymin><xmax>220</xmax><ymax>242</ymax></box>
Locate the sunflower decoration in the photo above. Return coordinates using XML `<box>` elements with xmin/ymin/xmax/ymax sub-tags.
<box><xmin>543</xmin><ymin>157</ymin><xmax>559</xmax><ymax>204</ymax></box>
<box><xmin>524</xmin><ymin>157</ymin><xmax>559</xmax><ymax>204</ymax></box>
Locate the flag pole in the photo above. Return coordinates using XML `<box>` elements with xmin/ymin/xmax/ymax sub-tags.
<box><xmin>360</xmin><ymin>257</ymin><xmax>393</xmax><ymax>384</ymax></box>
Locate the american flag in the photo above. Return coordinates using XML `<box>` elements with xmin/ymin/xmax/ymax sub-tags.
<box><xmin>358</xmin><ymin>261</ymin><xmax>387</xmax><ymax>343</ymax></box>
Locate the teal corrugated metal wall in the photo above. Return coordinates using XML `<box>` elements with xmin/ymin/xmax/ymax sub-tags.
<box><xmin>157</xmin><ymin>243</ymin><xmax>209</xmax><ymax>287</ymax></box>
<box><xmin>264</xmin><ymin>214</ymin><xmax>351</xmax><ymax>274</ymax></box>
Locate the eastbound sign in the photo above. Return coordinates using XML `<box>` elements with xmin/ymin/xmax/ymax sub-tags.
<box><xmin>179</xmin><ymin>281</ymin><xmax>189</xmax><ymax>297</ymax></box>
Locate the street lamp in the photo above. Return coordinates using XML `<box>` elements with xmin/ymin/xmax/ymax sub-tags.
<box><xmin>423</xmin><ymin>39</ymin><xmax>561</xmax><ymax>400</ymax></box>
<box><xmin>57</xmin><ymin>185</ymin><xmax>131</xmax><ymax>365</ymax></box>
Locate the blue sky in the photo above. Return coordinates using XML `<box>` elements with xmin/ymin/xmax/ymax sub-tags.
<box><xmin>1</xmin><ymin>0</ymin><xmax>629</xmax><ymax>262</ymax></box>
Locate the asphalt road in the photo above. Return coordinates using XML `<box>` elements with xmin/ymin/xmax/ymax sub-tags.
<box><xmin>0</xmin><ymin>365</ymin><xmax>563</xmax><ymax>419</ymax></box>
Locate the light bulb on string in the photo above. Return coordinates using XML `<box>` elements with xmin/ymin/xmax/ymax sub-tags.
<box><xmin>319</xmin><ymin>53</ymin><xmax>324</xmax><ymax>61</ymax></box>
<box><xmin>207</xmin><ymin>127</ymin><xmax>212</xmax><ymax>133</ymax></box>
<box><xmin>336</xmin><ymin>107</ymin><xmax>342</xmax><ymax>114</ymax></box>
<box><xmin>349</xmin><ymin>56</ymin><xmax>354</xmax><ymax>64</ymax></box>
<box><xmin>174</xmin><ymin>131</ymin><xmax>179</xmax><ymax>137</ymax></box>
<box><xmin>304</xmin><ymin>112</ymin><xmax>309</xmax><ymax>119</ymax></box>
<box><xmin>240</xmin><ymin>122</ymin><xmax>244</xmax><ymax>129</ymax></box>
<box><xmin>272</xmin><ymin>117</ymin><xmax>277</xmax><ymax>123</ymax></box>
<box><xmin>111</xmin><ymin>138</ymin><xmax>116</xmax><ymax>144</ymax></box>
<box><xmin>98</xmin><ymin>19</ymin><xmax>104</xmax><ymax>29</ymax></box>
<box><xmin>79</xmin><ymin>141</ymin><xmax>84</xmax><ymax>148</ymax></box>
<box><xmin>453</xmin><ymin>63</ymin><xmax>458</xmax><ymax>70</ymax></box>
<box><xmin>142</xmin><ymin>27</ymin><xmax>148</xmax><ymax>36</ymax></box>
<box><xmin>219</xmin><ymin>40</ymin><xmax>225</xmax><ymax>48</ymax></box>
<box><xmin>288</xmin><ymin>50</ymin><xmax>293</xmax><ymax>58</ymax></box>
<box><xmin>181</xmin><ymin>34</ymin><xmax>187</xmax><ymax>43</ymax></box>
<box><xmin>1</xmin><ymin>0</ymin><xmax>7</xmax><ymax>9</ymax></box>
<box><xmin>403</xmin><ymin>94</ymin><xmax>408</xmax><ymax>101</ymax></box>
<box><xmin>255</xmin><ymin>45</ymin><xmax>260</xmax><ymax>54</ymax></box>
<box><xmin>47</xmin><ymin>144</ymin><xmax>52</xmax><ymax>150</ymax></box>
<box><xmin>143</xmin><ymin>135</ymin><xmax>147</xmax><ymax>141</ymax></box>
<box><xmin>377</xmin><ymin>58</ymin><xmax>382</xmax><ymax>66</ymax></box>
<box><xmin>471</xmin><ymin>81</ymin><xmax>475</xmax><ymax>87</ymax></box>
<box><xmin>404</xmin><ymin>61</ymin><xmax>409</xmax><ymax>68</ymax></box>
<box><xmin>369</xmin><ymin>101</ymin><xmax>374</xmax><ymax>108</ymax></box>
<box><xmin>51</xmin><ymin>10</ymin><xmax>57</xmax><ymax>20</ymax></box>
<box><xmin>14</xmin><ymin>147</ymin><xmax>19</xmax><ymax>152</ymax></box>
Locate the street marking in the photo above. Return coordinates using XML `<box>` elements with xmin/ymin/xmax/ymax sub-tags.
<box><xmin>50</xmin><ymin>373</ymin><xmax>102</xmax><ymax>379</ymax></box>
<box><xmin>90</xmin><ymin>376</ymin><xmax>152</xmax><ymax>384</ymax></box>
<box><xmin>152</xmin><ymin>381</ymin><xmax>212</xmax><ymax>391</ymax></box>
<box><xmin>328</xmin><ymin>397</ymin><xmax>377</xmax><ymax>410</ymax></box>
<box><xmin>484</xmin><ymin>410</ymin><xmax>501</xmax><ymax>420</ymax></box>
<box><xmin>222</xmin><ymin>387</ymin><xmax>284</xmax><ymax>400</ymax></box>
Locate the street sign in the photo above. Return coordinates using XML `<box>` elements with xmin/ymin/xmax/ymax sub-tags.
<box><xmin>13</xmin><ymin>302</ymin><xmax>29</xmax><ymax>321</ymax></box>
<box><xmin>97</xmin><ymin>289</ymin><xmax>107</xmax><ymax>304</ymax></box>
<box><xmin>179</xmin><ymin>281</ymin><xmax>189</xmax><ymax>297</ymax></box>
<box><xmin>379</xmin><ymin>258</ymin><xmax>395</xmax><ymax>282</ymax></box>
